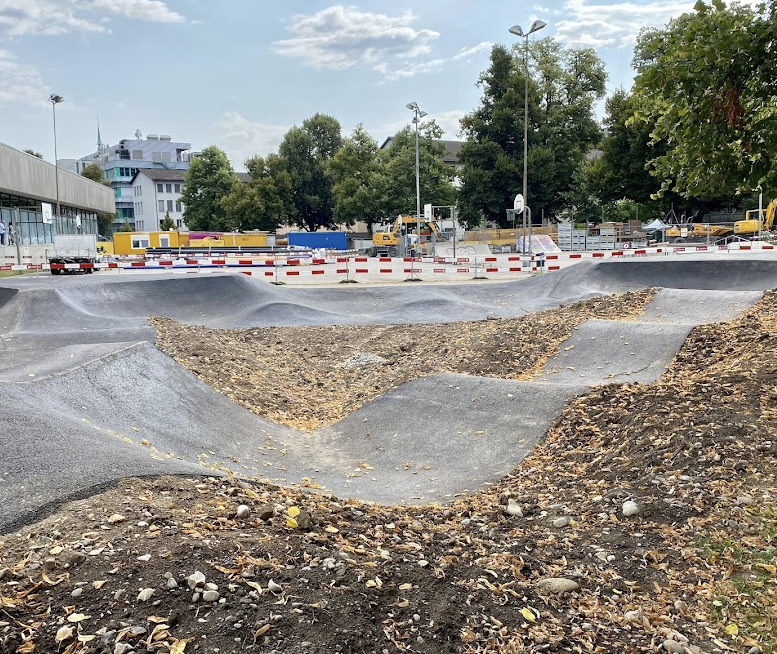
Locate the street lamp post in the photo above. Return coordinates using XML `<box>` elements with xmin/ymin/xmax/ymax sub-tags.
<box><xmin>406</xmin><ymin>102</ymin><xmax>427</xmax><ymax>271</ymax></box>
<box><xmin>49</xmin><ymin>94</ymin><xmax>64</xmax><ymax>222</ymax></box>
<box><xmin>509</xmin><ymin>20</ymin><xmax>546</xmax><ymax>255</ymax></box>
<box><xmin>758</xmin><ymin>185</ymin><xmax>763</xmax><ymax>242</ymax></box>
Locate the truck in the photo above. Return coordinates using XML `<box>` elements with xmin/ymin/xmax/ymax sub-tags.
<box><xmin>48</xmin><ymin>234</ymin><xmax>98</xmax><ymax>275</ymax></box>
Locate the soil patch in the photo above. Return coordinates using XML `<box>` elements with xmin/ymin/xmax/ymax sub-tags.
<box><xmin>1</xmin><ymin>292</ymin><xmax>776</xmax><ymax>653</ymax></box>
<box><xmin>151</xmin><ymin>291</ymin><xmax>654</xmax><ymax>430</ymax></box>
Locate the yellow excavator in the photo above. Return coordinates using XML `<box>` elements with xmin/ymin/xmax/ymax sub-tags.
<box><xmin>665</xmin><ymin>223</ymin><xmax>733</xmax><ymax>240</ymax></box>
<box><xmin>371</xmin><ymin>215</ymin><xmax>445</xmax><ymax>256</ymax></box>
<box><xmin>733</xmin><ymin>199</ymin><xmax>777</xmax><ymax>236</ymax></box>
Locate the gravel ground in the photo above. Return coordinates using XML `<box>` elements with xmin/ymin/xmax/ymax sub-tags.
<box><xmin>151</xmin><ymin>290</ymin><xmax>655</xmax><ymax>431</ymax></box>
<box><xmin>1</xmin><ymin>291</ymin><xmax>776</xmax><ymax>653</ymax></box>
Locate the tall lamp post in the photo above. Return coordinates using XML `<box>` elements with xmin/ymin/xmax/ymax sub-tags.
<box><xmin>509</xmin><ymin>20</ymin><xmax>546</xmax><ymax>254</ymax></box>
<box><xmin>49</xmin><ymin>94</ymin><xmax>64</xmax><ymax>222</ymax></box>
<box><xmin>406</xmin><ymin>102</ymin><xmax>427</xmax><ymax>261</ymax></box>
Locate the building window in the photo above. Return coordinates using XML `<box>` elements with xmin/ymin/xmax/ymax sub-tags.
<box><xmin>161</xmin><ymin>152</ymin><xmax>171</xmax><ymax>162</ymax></box>
<box><xmin>174</xmin><ymin>184</ymin><xmax>181</xmax><ymax>193</ymax></box>
<box><xmin>132</xmin><ymin>150</ymin><xmax>143</xmax><ymax>160</ymax></box>
<box><xmin>159</xmin><ymin>234</ymin><xmax>170</xmax><ymax>247</ymax></box>
<box><xmin>157</xmin><ymin>183</ymin><xmax>163</xmax><ymax>193</ymax></box>
<box><xmin>158</xmin><ymin>200</ymin><xmax>164</xmax><ymax>213</ymax></box>
<box><xmin>176</xmin><ymin>219</ymin><xmax>182</xmax><ymax>228</ymax></box>
<box><xmin>166</xmin><ymin>183</ymin><xmax>172</xmax><ymax>193</ymax></box>
<box><xmin>167</xmin><ymin>200</ymin><xmax>173</xmax><ymax>212</ymax></box>
<box><xmin>131</xmin><ymin>236</ymin><xmax>150</xmax><ymax>249</ymax></box>
<box><xmin>175</xmin><ymin>201</ymin><xmax>182</xmax><ymax>212</ymax></box>
<box><xmin>115</xmin><ymin>187</ymin><xmax>122</xmax><ymax>198</ymax></box>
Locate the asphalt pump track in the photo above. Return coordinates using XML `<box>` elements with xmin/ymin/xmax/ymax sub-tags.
<box><xmin>1</xmin><ymin>258</ymin><xmax>775</xmax><ymax>533</ymax></box>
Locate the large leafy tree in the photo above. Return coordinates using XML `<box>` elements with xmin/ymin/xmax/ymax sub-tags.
<box><xmin>328</xmin><ymin>124</ymin><xmax>383</xmax><ymax>232</ymax></box>
<box><xmin>221</xmin><ymin>154</ymin><xmax>293</xmax><ymax>232</ymax></box>
<box><xmin>180</xmin><ymin>146</ymin><xmax>239</xmax><ymax>231</ymax></box>
<box><xmin>375</xmin><ymin>121</ymin><xmax>457</xmax><ymax>220</ymax></box>
<box><xmin>632</xmin><ymin>0</ymin><xmax>777</xmax><ymax>198</ymax></box>
<box><xmin>81</xmin><ymin>163</ymin><xmax>115</xmax><ymax>235</ymax></box>
<box><xmin>458</xmin><ymin>40</ymin><xmax>606</xmax><ymax>228</ymax></box>
<box><xmin>279</xmin><ymin>113</ymin><xmax>343</xmax><ymax>231</ymax></box>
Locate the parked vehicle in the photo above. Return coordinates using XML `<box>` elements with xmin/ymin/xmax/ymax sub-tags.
<box><xmin>48</xmin><ymin>234</ymin><xmax>98</xmax><ymax>275</ymax></box>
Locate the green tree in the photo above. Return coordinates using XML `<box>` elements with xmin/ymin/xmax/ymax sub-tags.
<box><xmin>458</xmin><ymin>40</ymin><xmax>607</xmax><ymax>228</ymax></box>
<box><xmin>159</xmin><ymin>212</ymin><xmax>176</xmax><ymax>231</ymax></box>
<box><xmin>81</xmin><ymin>163</ymin><xmax>115</xmax><ymax>236</ymax></box>
<box><xmin>374</xmin><ymin>121</ymin><xmax>457</xmax><ymax>220</ymax></box>
<box><xmin>180</xmin><ymin>146</ymin><xmax>239</xmax><ymax>231</ymax></box>
<box><xmin>81</xmin><ymin>163</ymin><xmax>108</xmax><ymax>185</ymax></box>
<box><xmin>97</xmin><ymin>213</ymin><xmax>116</xmax><ymax>236</ymax></box>
<box><xmin>584</xmin><ymin>89</ymin><xmax>661</xmax><ymax>206</ymax></box>
<box><xmin>328</xmin><ymin>125</ymin><xmax>383</xmax><ymax>231</ymax></box>
<box><xmin>23</xmin><ymin>149</ymin><xmax>42</xmax><ymax>158</ymax></box>
<box><xmin>632</xmin><ymin>0</ymin><xmax>777</xmax><ymax>198</ymax></box>
<box><xmin>221</xmin><ymin>154</ymin><xmax>293</xmax><ymax>232</ymax></box>
<box><xmin>279</xmin><ymin>113</ymin><xmax>343</xmax><ymax>231</ymax></box>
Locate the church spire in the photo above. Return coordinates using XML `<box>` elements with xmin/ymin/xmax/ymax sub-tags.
<box><xmin>97</xmin><ymin>115</ymin><xmax>103</xmax><ymax>151</ymax></box>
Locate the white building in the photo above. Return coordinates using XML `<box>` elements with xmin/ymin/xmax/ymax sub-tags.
<box><xmin>130</xmin><ymin>169</ymin><xmax>187</xmax><ymax>232</ymax></box>
<box><xmin>58</xmin><ymin>132</ymin><xmax>195</xmax><ymax>231</ymax></box>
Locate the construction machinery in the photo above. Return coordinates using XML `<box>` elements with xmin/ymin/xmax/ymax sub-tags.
<box><xmin>665</xmin><ymin>223</ymin><xmax>734</xmax><ymax>241</ymax></box>
<box><xmin>371</xmin><ymin>215</ymin><xmax>445</xmax><ymax>256</ymax></box>
<box><xmin>733</xmin><ymin>199</ymin><xmax>777</xmax><ymax>237</ymax></box>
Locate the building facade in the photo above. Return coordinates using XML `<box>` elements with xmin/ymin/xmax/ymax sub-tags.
<box><xmin>58</xmin><ymin>133</ymin><xmax>194</xmax><ymax>232</ymax></box>
<box><xmin>0</xmin><ymin>142</ymin><xmax>114</xmax><ymax>244</ymax></box>
<box><xmin>130</xmin><ymin>169</ymin><xmax>187</xmax><ymax>232</ymax></box>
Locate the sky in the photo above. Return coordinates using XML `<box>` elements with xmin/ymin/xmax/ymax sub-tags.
<box><xmin>0</xmin><ymin>0</ymin><xmax>701</xmax><ymax>170</ymax></box>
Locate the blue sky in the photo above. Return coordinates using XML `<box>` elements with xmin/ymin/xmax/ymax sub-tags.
<box><xmin>0</xmin><ymin>0</ymin><xmax>698</xmax><ymax>170</ymax></box>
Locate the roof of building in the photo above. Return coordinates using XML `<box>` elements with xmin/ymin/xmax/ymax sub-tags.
<box><xmin>236</xmin><ymin>172</ymin><xmax>251</xmax><ymax>183</ymax></box>
<box><xmin>438</xmin><ymin>140</ymin><xmax>464</xmax><ymax>165</ymax></box>
<box><xmin>380</xmin><ymin>136</ymin><xmax>466</xmax><ymax>166</ymax></box>
<box><xmin>132</xmin><ymin>169</ymin><xmax>188</xmax><ymax>183</ymax></box>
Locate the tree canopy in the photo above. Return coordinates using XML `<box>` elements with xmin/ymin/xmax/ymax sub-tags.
<box><xmin>180</xmin><ymin>146</ymin><xmax>239</xmax><ymax>231</ymax></box>
<box><xmin>279</xmin><ymin>113</ymin><xmax>343</xmax><ymax>231</ymax></box>
<box><xmin>221</xmin><ymin>154</ymin><xmax>293</xmax><ymax>232</ymax></box>
<box><xmin>328</xmin><ymin>125</ymin><xmax>383</xmax><ymax>231</ymax></box>
<box><xmin>632</xmin><ymin>0</ymin><xmax>777</xmax><ymax>198</ymax></box>
<box><xmin>458</xmin><ymin>40</ymin><xmax>607</xmax><ymax>228</ymax></box>
<box><xmin>374</xmin><ymin>121</ymin><xmax>457</xmax><ymax>222</ymax></box>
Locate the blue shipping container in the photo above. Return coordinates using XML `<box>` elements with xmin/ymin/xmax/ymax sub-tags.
<box><xmin>288</xmin><ymin>231</ymin><xmax>347</xmax><ymax>250</ymax></box>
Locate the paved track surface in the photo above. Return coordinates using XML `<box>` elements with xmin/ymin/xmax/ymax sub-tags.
<box><xmin>1</xmin><ymin>258</ymin><xmax>774</xmax><ymax>532</ymax></box>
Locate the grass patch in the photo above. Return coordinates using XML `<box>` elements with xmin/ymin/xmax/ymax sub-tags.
<box><xmin>700</xmin><ymin>505</ymin><xmax>777</xmax><ymax>650</ymax></box>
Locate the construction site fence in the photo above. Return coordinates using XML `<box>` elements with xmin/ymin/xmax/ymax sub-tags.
<box><xmin>3</xmin><ymin>243</ymin><xmax>774</xmax><ymax>276</ymax></box>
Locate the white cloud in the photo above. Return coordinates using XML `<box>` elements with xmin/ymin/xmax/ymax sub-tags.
<box><xmin>380</xmin><ymin>41</ymin><xmax>492</xmax><ymax>80</ymax></box>
<box><xmin>215</xmin><ymin>111</ymin><xmax>289</xmax><ymax>170</ymax></box>
<box><xmin>0</xmin><ymin>49</ymin><xmax>49</xmax><ymax>107</ymax></box>
<box><xmin>433</xmin><ymin>110</ymin><xmax>466</xmax><ymax>140</ymax></box>
<box><xmin>0</xmin><ymin>0</ymin><xmax>183</xmax><ymax>37</ymax></box>
<box><xmin>368</xmin><ymin>109</ymin><xmax>466</xmax><ymax>142</ymax></box>
<box><xmin>90</xmin><ymin>0</ymin><xmax>184</xmax><ymax>23</ymax></box>
<box><xmin>273</xmin><ymin>5</ymin><xmax>439</xmax><ymax>70</ymax></box>
<box><xmin>556</xmin><ymin>0</ymin><xmax>694</xmax><ymax>48</ymax></box>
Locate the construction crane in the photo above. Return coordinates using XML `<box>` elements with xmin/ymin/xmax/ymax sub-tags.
<box><xmin>733</xmin><ymin>199</ymin><xmax>777</xmax><ymax>237</ymax></box>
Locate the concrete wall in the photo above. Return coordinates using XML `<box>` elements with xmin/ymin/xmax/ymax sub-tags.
<box><xmin>0</xmin><ymin>143</ymin><xmax>114</xmax><ymax>214</ymax></box>
<box><xmin>1</xmin><ymin>244</ymin><xmax>51</xmax><ymax>265</ymax></box>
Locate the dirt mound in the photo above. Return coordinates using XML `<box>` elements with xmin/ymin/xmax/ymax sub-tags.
<box><xmin>151</xmin><ymin>290</ymin><xmax>653</xmax><ymax>431</ymax></box>
<box><xmin>1</xmin><ymin>293</ymin><xmax>775</xmax><ymax>653</ymax></box>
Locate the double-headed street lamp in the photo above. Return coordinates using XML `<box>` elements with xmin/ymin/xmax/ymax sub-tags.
<box><xmin>509</xmin><ymin>20</ymin><xmax>546</xmax><ymax>253</ymax></box>
<box><xmin>49</xmin><ymin>94</ymin><xmax>64</xmax><ymax>220</ymax></box>
<box><xmin>406</xmin><ymin>102</ymin><xmax>427</xmax><ymax>259</ymax></box>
